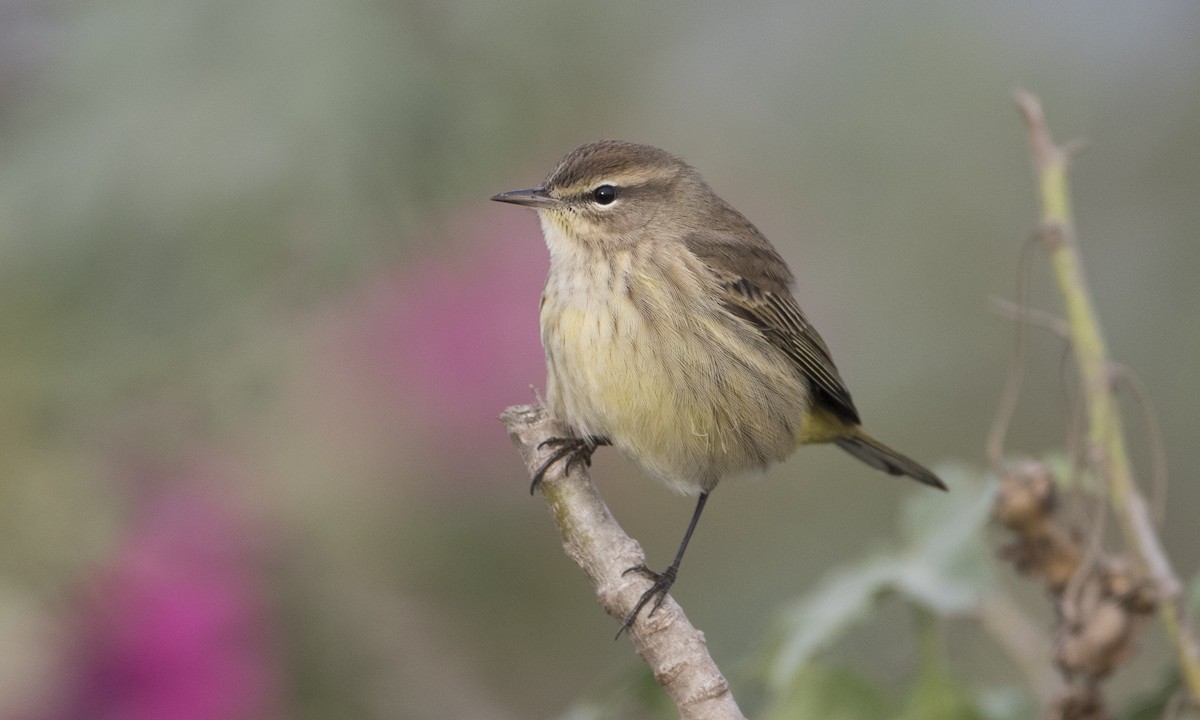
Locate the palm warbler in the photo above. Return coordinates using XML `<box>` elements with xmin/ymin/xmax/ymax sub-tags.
<box><xmin>493</xmin><ymin>140</ymin><xmax>945</xmax><ymax>634</ymax></box>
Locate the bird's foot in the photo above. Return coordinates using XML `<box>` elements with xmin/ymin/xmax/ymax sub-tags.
<box><xmin>530</xmin><ymin>436</ymin><xmax>607</xmax><ymax>494</ymax></box>
<box><xmin>616</xmin><ymin>563</ymin><xmax>678</xmax><ymax>638</ymax></box>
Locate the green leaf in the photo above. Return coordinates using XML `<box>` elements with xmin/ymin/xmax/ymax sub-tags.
<box><xmin>761</xmin><ymin>664</ymin><xmax>889</xmax><ymax>720</ymax></box>
<box><xmin>769</xmin><ymin>555</ymin><xmax>898</xmax><ymax>689</ymax></box>
<box><xmin>975</xmin><ymin>687</ymin><xmax>1036</xmax><ymax>720</ymax></box>
<box><xmin>768</xmin><ymin>465</ymin><xmax>998</xmax><ymax>689</ymax></box>
<box><xmin>893</xmin><ymin>664</ymin><xmax>983</xmax><ymax>720</ymax></box>
<box><xmin>893</xmin><ymin>609</ymin><xmax>985</xmax><ymax>720</ymax></box>
<box><xmin>892</xmin><ymin>463</ymin><xmax>997</xmax><ymax>613</ymax></box>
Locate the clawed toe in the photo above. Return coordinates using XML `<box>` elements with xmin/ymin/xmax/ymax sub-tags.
<box><xmin>529</xmin><ymin>436</ymin><xmax>607</xmax><ymax>494</ymax></box>
<box><xmin>617</xmin><ymin>564</ymin><xmax>679</xmax><ymax>638</ymax></box>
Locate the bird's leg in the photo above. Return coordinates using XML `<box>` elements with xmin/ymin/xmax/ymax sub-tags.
<box><xmin>530</xmin><ymin>435</ymin><xmax>610</xmax><ymax>494</ymax></box>
<box><xmin>617</xmin><ymin>491</ymin><xmax>710</xmax><ymax>638</ymax></box>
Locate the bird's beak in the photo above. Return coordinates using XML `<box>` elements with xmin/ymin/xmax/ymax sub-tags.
<box><xmin>490</xmin><ymin>186</ymin><xmax>557</xmax><ymax>209</ymax></box>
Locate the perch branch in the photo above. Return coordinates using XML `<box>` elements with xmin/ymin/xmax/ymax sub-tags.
<box><xmin>501</xmin><ymin>403</ymin><xmax>747</xmax><ymax>720</ymax></box>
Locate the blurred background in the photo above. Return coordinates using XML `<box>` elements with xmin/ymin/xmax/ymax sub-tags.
<box><xmin>1</xmin><ymin>1</ymin><xmax>1198</xmax><ymax>718</ymax></box>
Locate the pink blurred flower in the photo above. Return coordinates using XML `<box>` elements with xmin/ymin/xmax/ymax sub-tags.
<box><xmin>316</xmin><ymin>206</ymin><xmax>549</xmax><ymax>480</ymax></box>
<box><xmin>48</xmin><ymin>479</ymin><xmax>279</xmax><ymax>720</ymax></box>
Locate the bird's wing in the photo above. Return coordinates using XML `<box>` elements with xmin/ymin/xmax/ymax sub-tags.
<box><xmin>684</xmin><ymin>231</ymin><xmax>861</xmax><ymax>426</ymax></box>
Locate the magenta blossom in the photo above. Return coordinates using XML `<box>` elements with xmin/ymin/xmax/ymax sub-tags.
<box><xmin>49</xmin><ymin>481</ymin><xmax>279</xmax><ymax>720</ymax></box>
<box><xmin>314</xmin><ymin>207</ymin><xmax>550</xmax><ymax>481</ymax></box>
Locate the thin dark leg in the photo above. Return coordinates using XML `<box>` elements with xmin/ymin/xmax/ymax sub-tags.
<box><xmin>530</xmin><ymin>436</ymin><xmax>610</xmax><ymax>494</ymax></box>
<box><xmin>617</xmin><ymin>491</ymin><xmax>710</xmax><ymax>638</ymax></box>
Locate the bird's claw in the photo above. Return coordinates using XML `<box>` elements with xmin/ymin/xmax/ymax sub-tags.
<box><xmin>530</xmin><ymin>436</ymin><xmax>604</xmax><ymax>494</ymax></box>
<box><xmin>616</xmin><ymin>563</ymin><xmax>678</xmax><ymax>638</ymax></box>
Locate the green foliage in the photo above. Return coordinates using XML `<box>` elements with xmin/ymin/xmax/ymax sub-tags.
<box><xmin>768</xmin><ymin>465</ymin><xmax>997</xmax><ymax>690</ymax></box>
<box><xmin>1041</xmin><ymin>452</ymin><xmax>1104</xmax><ymax>495</ymax></box>
<box><xmin>894</xmin><ymin>657</ymin><xmax>984</xmax><ymax>720</ymax></box>
<box><xmin>892</xmin><ymin>609</ymin><xmax>985</xmax><ymax>720</ymax></box>
<box><xmin>761</xmin><ymin>664</ymin><xmax>889</xmax><ymax>720</ymax></box>
<box><xmin>745</xmin><ymin>466</ymin><xmax>1024</xmax><ymax>719</ymax></box>
<box><xmin>759</xmin><ymin>611</ymin><xmax>993</xmax><ymax>720</ymax></box>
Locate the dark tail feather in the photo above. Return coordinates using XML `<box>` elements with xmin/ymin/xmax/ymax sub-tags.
<box><xmin>835</xmin><ymin>431</ymin><xmax>946</xmax><ymax>491</ymax></box>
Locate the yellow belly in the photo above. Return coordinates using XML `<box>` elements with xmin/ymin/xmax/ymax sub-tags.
<box><xmin>540</xmin><ymin>258</ymin><xmax>810</xmax><ymax>493</ymax></box>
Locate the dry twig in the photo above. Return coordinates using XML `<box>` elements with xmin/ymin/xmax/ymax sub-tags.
<box><xmin>996</xmin><ymin>88</ymin><xmax>1200</xmax><ymax>711</ymax></box>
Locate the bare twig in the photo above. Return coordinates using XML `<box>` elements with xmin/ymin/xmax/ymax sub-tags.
<box><xmin>988</xmin><ymin>296</ymin><xmax>1071</xmax><ymax>339</ymax></box>
<box><xmin>1110</xmin><ymin>364</ymin><xmax>1170</xmax><ymax>525</ymax></box>
<box><xmin>986</xmin><ymin>235</ymin><xmax>1042</xmax><ymax>468</ymax></box>
<box><xmin>501</xmin><ymin>403</ymin><xmax>747</xmax><ymax>720</ymax></box>
<box><xmin>1012</xmin><ymin>88</ymin><xmax>1200</xmax><ymax>703</ymax></box>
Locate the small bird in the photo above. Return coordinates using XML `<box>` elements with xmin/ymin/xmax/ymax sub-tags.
<box><xmin>492</xmin><ymin>140</ymin><xmax>945</xmax><ymax>635</ymax></box>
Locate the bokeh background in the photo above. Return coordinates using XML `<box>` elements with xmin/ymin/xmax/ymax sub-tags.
<box><xmin>1</xmin><ymin>1</ymin><xmax>1198</xmax><ymax>718</ymax></box>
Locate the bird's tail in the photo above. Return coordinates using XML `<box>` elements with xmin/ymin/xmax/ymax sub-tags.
<box><xmin>835</xmin><ymin>430</ymin><xmax>946</xmax><ymax>490</ymax></box>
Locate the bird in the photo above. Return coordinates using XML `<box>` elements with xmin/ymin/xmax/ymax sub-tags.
<box><xmin>492</xmin><ymin>140</ymin><xmax>945</xmax><ymax>635</ymax></box>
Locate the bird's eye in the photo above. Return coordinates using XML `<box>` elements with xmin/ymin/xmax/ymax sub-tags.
<box><xmin>591</xmin><ymin>184</ymin><xmax>617</xmax><ymax>205</ymax></box>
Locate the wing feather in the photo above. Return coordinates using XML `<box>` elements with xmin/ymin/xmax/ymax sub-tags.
<box><xmin>684</xmin><ymin>231</ymin><xmax>861</xmax><ymax>426</ymax></box>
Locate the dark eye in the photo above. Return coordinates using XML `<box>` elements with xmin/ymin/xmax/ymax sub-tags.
<box><xmin>591</xmin><ymin>184</ymin><xmax>617</xmax><ymax>205</ymax></box>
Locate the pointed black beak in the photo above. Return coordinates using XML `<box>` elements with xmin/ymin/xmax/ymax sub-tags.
<box><xmin>490</xmin><ymin>186</ymin><xmax>557</xmax><ymax>209</ymax></box>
